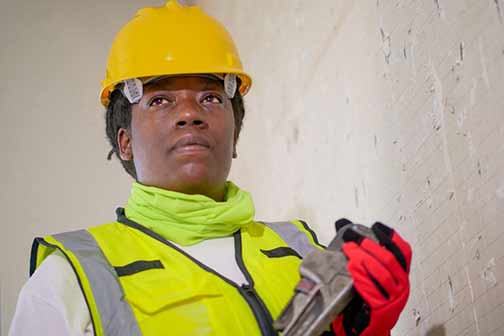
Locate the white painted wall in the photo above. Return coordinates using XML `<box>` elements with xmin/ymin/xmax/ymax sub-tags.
<box><xmin>202</xmin><ymin>1</ymin><xmax>504</xmax><ymax>335</ymax></box>
<box><xmin>0</xmin><ymin>1</ymin><xmax>165</xmax><ymax>334</ymax></box>
<box><xmin>1</xmin><ymin>1</ymin><xmax>503</xmax><ymax>335</ymax></box>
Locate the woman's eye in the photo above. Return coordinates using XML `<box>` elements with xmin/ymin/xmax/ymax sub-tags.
<box><xmin>149</xmin><ymin>97</ymin><xmax>171</xmax><ymax>107</ymax></box>
<box><xmin>202</xmin><ymin>94</ymin><xmax>223</xmax><ymax>104</ymax></box>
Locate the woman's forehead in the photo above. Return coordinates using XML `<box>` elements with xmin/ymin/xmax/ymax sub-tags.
<box><xmin>144</xmin><ymin>76</ymin><xmax>224</xmax><ymax>92</ymax></box>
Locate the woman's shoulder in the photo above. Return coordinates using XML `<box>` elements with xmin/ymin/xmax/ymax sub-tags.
<box><xmin>11</xmin><ymin>250</ymin><xmax>93</xmax><ymax>335</ymax></box>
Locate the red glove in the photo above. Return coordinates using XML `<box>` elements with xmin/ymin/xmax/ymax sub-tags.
<box><xmin>332</xmin><ymin>220</ymin><xmax>412</xmax><ymax>336</ymax></box>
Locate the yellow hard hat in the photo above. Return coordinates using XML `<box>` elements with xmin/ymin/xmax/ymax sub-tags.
<box><xmin>100</xmin><ymin>0</ymin><xmax>252</xmax><ymax>107</ymax></box>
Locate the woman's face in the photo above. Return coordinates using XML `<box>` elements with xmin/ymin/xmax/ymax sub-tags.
<box><xmin>118</xmin><ymin>76</ymin><xmax>236</xmax><ymax>201</ymax></box>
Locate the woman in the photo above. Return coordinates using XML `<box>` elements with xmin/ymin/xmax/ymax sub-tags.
<box><xmin>10</xmin><ymin>2</ymin><xmax>411</xmax><ymax>335</ymax></box>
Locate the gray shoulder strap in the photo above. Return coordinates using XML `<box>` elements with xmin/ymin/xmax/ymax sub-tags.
<box><xmin>262</xmin><ymin>221</ymin><xmax>318</xmax><ymax>258</ymax></box>
<box><xmin>53</xmin><ymin>230</ymin><xmax>141</xmax><ymax>336</ymax></box>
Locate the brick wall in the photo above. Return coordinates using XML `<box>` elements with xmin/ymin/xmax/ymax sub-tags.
<box><xmin>201</xmin><ymin>1</ymin><xmax>504</xmax><ymax>335</ymax></box>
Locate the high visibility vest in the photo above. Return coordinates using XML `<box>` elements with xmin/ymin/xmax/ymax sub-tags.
<box><xmin>30</xmin><ymin>208</ymin><xmax>324</xmax><ymax>336</ymax></box>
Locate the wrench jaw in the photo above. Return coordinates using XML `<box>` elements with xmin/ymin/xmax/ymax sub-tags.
<box><xmin>273</xmin><ymin>276</ymin><xmax>322</xmax><ymax>335</ymax></box>
<box><xmin>274</xmin><ymin>224</ymin><xmax>377</xmax><ymax>336</ymax></box>
<box><xmin>274</xmin><ymin>249</ymin><xmax>353</xmax><ymax>336</ymax></box>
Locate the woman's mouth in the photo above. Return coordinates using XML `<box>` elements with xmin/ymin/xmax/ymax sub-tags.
<box><xmin>172</xmin><ymin>134</ymin><xmax>211</xmax><ymax>154</ymax></box>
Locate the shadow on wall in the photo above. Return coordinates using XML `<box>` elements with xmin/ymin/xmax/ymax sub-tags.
<box><xmin>426</xmin><ymin>325</ymin><xmax>446</xmax><ymax>336</ymax></box>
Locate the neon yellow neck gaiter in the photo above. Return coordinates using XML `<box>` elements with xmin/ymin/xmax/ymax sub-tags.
<box><xmin>125</xmin><ymin>181</ymin><xmax>255</xmax><ymax>246</ymax></box>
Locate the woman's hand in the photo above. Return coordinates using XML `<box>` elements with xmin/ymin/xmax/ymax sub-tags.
<box><xmin>332</xmin><ymin>221</ymin><xmax>412</xmax><ymax>336</ymax></box>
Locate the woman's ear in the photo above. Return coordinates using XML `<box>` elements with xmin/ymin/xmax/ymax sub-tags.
<box><xmin>117</xmin><ymin>128</ymin><xmax>133</xmax><ymax>161</ymax></box>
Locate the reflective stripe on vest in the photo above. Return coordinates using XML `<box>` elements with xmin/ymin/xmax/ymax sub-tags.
<box><xmin>263</xmin><ymin>221</ymin><xmax>319</xmax><ymax>258</ymax></box>
<box><xmin>52</xmin><ymin>230</ymin><xmax>141</xmax><ymax>336</ymax></box>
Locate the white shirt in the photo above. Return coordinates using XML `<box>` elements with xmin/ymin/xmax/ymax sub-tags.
<box><xmin>9</xmin><ymin>236</ymin><xmax>246</xmax><ymax>336</ymax></box>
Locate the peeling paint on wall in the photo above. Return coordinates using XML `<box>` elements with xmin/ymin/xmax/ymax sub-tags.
<box><xmin>407</xmin><ymin>27</ymin><xmax>418</xmax><ymax>80</ymax></box>
<box><xmin>434</xmin><ymin>0</ymin><xmax>445</xmax><ymax>19</ymax></box>
<box><xmin>434</xmin><ymin>0</ymin><xmax>441</xmax><ymax>14</ymax></box>
<box><xmin>456</xmin><ymin>106</ymin><xmax>467</xmax><ymax>128</ymax></box>
<box><xmin>465</xmin><ymin>266</ymin><xmax>476</xmax><ymax>303</ymax></box>
<box><xmin>448</xmin><ymin>275</ymin><xmax>455</xmax><ymax>312</ymax></box>
<box><xmin>292</xmin><ymin>124</ymin><xmax>300</xmax><ymax>144</ymax></box>
<box><xmin>482</xmin><ymin>257</ymin><xmax>497</xmax><ymax>287</ymax></box>
<box><xmin>478</xmin><ymin>38</ymin><xmax>491</xmax><ymax>88</ymax></box>
<box><xmin>413</xmin><ymin>308</ymin><xmax>421</xmax><ymax>326</ymax></box>
<box><xmin>448</xmin><ymin>191</ymin><xmax>455</xmax><ymax>200</ymax></box>
<box><xmin>456</xmin><ymin>41</ymin><xmax>464</xmax><ymax>65</ymax></box>
<box><xmin>430</xmin><ymin>62</ymin><xmax>444</xmax><ymax>133</ymax></box>
<box><xmin>475</xmin><ymin>248</ymin><xmax>480</xmax><ymax>260</ymax></box>
<box><xmin>380</xmin><ymin>28</ymin><xmax>392</xmax><ymax>64</ymax></box>
<box><xmin>495</xmin><ymin>0</ymin><xmax>503</xmax><ymax>23</ymax></box>
<box><xmin>472</xmin><ymin>307</ymin><xmax>481</xmax><ymax>336</ymax></box>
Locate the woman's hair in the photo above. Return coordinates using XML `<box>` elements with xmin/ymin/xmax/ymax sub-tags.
<box><xmin>105</xmin><ymin>81</ymin><xmax>246</xmax><ymax>179</ymax></box>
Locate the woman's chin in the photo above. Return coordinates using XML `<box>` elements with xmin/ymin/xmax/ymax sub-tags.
<box><xmin>176</xmin><ymin>163</ymin><xmax>213</xmax><ymax>184</ymax></box>
<box><xmin>153</xmin><ymin>165</ymin><xmax>223</xmax><ymax>198</ymax></box>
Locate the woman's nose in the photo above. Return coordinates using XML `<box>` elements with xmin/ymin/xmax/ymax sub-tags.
<box><xmin>174</xmin><ymin>98</ymin><xmax>208</xmax><ymax>129</ymax></box>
